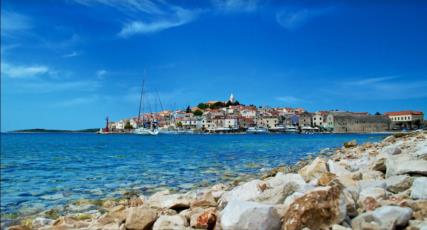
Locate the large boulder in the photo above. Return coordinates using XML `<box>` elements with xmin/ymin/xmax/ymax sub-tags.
<box><xmin>152</xmin><ymin>215</ymin><xmax>188</xmax><ymax>230</ymax></box>
<box><xmin>358</xmin><ymin>187</ymin><xmax>386</xmax><ymax>211</ymax></box>
<box><xmin>148</xmin><ymin>191</ymin><xmax>192</xmax><ymax>210</ymax></box>
<box><xmin>351</xmin><ymin>206</ymin><xmax>412</xmax><ymax>230</ymax></box>
<box><xmin>328</xmin><ymin>160</ymin><xmax>351</xmax><ymax>176</ymax></box>
<box><xmin>385</xmin><ymin>157</ymin><xmax>427</xmax><ymax>177</ymax></box>
<box><xmin>220</xmin><ymin>200</ymin><xmax>281</xmax><ymax>230</ymax></box>
<box><xmin>385</xmin><ymin>175</ymin><xmax>413</xmax><ymax>193</ymax></box>
<box><xmin>298</xmin><ymin>157</ymin><xmax>328</xmax><ymax>182</ymax></box>
<box><xmin>411</xmin><ymin>177</ymin><xmax>427</xmax><ymax>200</ymax></box>
<box><xmin>125</xmin><ymin>207</ymin><xmax>158</xmax><ymax>230</ymax></box>
<box><xmin>219</xmin><ymin>180</ymin><xmax>263</xmax><ymax>205</ymax></box>
<box><xmin>282</xmin><ymin>185</ymin><xmax>346</xmax><ymax>230</ymax></box>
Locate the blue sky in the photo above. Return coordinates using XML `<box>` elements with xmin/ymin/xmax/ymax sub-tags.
<box><xmin>1</xmin><ymin>0</ymin><xmax>427</xmax><ymax>131</ymax></box>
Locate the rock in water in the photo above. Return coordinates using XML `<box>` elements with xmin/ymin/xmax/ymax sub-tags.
<box><xmin>125</xmin><ymin>207</ymin><xmax>158</xmax><ymax>230</ymax></box>
<box><xmin>385</xmin><ymin>175</ymin><xmax>413</xmax><ymax>193</ymax></box>
<box><xmin>282</xmin><ymin>185</ymin><xmax>346</xmax><ymax>230</ymax></box>
<box><xmin>298</xmin><ymin>157</ymin><xmax>328</xmax><ymax>182</ymax></box>
<box><xmin>152</xmin><ymin>215</ymin><xmax>188</xmax><ymax>230</ymax></box>
<box><xmin>352</xmin><ymin>206</ymin><xmax>413</xmax><ymax>230</ymax></box>
<box><xmin>344</xmin><ymin>140</ymin><xmax>357</xmax><ymax>148</ymax></box>
<box><xmin>411</xmin><ymin>177</ymin><xmax>427</xmax><ymax>200</ymax></box>
<box><xmin>220</xmin><ymin>200</ymin><xmax>281</xmax><ymax>230</ymax></box>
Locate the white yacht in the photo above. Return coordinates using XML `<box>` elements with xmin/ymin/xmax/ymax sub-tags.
<box><xmin>247</xmin><ymin>127</ymin><xmax>269</xmax><ymax>134</ymax></box>
<box><xmin>285</xmin><ymin>125</ymin><xmax>298</xmax><ymax>133</ymax></box>
<box><xmin>133</xmin><ymin>78</ymin><xmax>159</xmax><ymax>136</ymax></box>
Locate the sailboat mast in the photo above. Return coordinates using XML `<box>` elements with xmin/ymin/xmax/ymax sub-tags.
<box><xmin>137</xmin><ymin>80</ymin><xmax>145</xmax><ymax>127</ymax></box>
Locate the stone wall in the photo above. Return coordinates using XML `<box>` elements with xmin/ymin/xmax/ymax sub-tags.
<box><xmin>332</xmin><ymin>113</ymin><xmax>391</xmax><ymax>133</ymax></box>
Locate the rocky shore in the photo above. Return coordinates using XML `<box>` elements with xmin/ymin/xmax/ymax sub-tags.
<box><xmin>7</xmin><ymin>131</ymin><xmax>427</xmax><ymax>230</ymax></box>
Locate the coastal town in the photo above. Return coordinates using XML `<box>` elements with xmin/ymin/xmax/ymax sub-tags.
<box><xmin>103</xmin><ymin>94</ymin><xmax>425</xmax><ymax>134</ymax></box>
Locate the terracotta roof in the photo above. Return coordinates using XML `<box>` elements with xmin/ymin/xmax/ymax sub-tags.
<box><xmin>385</xmin><ymin>111</ymin><xmax>424</xmax><ymax>116</ymax></box>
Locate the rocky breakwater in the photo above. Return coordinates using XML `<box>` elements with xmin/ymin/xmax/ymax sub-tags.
<box><xmin>7</xmin><ymin>131</ymin><xmax>427</xmax><ymax>230</ymax></box>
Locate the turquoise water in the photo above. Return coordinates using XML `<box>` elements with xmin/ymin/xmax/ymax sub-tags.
<box><xmin>0</xmin><ymin>133</ymin><xmax>386</xmax><ymax>218</ymax></box>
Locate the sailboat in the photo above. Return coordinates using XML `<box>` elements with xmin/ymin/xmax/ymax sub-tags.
<box><xmin>133</xmin><ymin>79</ymin><xmax>160</xmax><ymax>136</ymax></box>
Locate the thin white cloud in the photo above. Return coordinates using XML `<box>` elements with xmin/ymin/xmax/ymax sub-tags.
<box><xmin>212</xmin><ymin>0</ymin><xmax>260</xmax><ymax>12</ymax></box>
<box><xmin>344</xmin><ymin>76</ymin><xmax>399</xmax><ymax>86</ymax></box>
<box><xmin>96</xmin><ymin>69</ymin><xmax>108</xmax><ymax>79</ymax></box>
<box><xmin>1</xmin><ymin>62</ymin><xmax>49</xmax><ymax>78</ymax></box>
<box><xmin>118</xmin><ymin>7</ymin><xmax>199</xmax><ymax>37</ymax></box>
<box><xmin>11</xmin><ymin>80</ymin><xmax>102</xmax><ymax>93</ymax></box>
<box><xmin>1</xmin><ymin>10</ymin><xmax>31</xmax><ymax>37</ymax></box>
<box><xmin>275</xmin><ymin>96</ymin><xmax>306</xmax><ymax>105</ymax></box>
<box><xmin>324</xmin><ymin>76</ymin><xmax>427</xmax><ymax>100</ymax></box>
<box><xmin>62</xmin><ymin>51</ymin><xmax>80</xmax><ymax>58</ymax></box>
<box><xmin>53</xmin><ymin>95</ymin><xmax>99</xmax><ymax>107</ymax></box>
<box><xmin>72</xmin><ymin>0</ymin><xmax>163</xmax><ymax>15</ymax></box>
<box><xmin>276</xmin><ymin>7</ymin><xmax>333</xmax><ymax>30</ymax></box>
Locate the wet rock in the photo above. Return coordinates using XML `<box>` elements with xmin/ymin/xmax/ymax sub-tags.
<box><xmin>125</xmin><ymin>207</ymin><xmax>158</xmax><ymax>230</ymax></box>
<box><xmin>385</xmin><ymin>175</ymin><xmax>413</xmax><ymax>193</ymax></box>
<box><xmin>344</xmin><ymin>140</ymin><xmax>357</xmax><ymax>148</ymax></box>
<box><xmin>152</xmin><ymin>215</ymin><xmax>188</xmax><ymax>230</ymax></box>
<box><xmin>221</xmin><ymin>200</ymin><xmax>280</xmax><ymax>230</ymax></box>
<box><xmin>52</xmin><ymin>216</ymin><xmax>91</xmax><ymax>229</ymax></box>
<box><xmin>298</xmin><ymin>157</ymin><xmax>328</xmax><ymax>182</ymax></box>
<box><xmin>351</xmin><ymin>206</ymin><xmax>413</xmax><ymax>230</ymax></box>
<box><xmin>31</xmin><ymin>217</ymin><xmax>53</xmax><ymax>229</ymax></box>
<box><xmin>385</xmin><ymin>157</ymin><xmax>427</xmax><ymax>177</ymax></box>
<box><xmin>411</xmin><ymin>177</ymin><xmax>427</xmax><ymax>200</ymax></box>
<box><xmin>282</xmin><ymin>185</ymin><xmax>346</xmax><ymax>230</ymax></box>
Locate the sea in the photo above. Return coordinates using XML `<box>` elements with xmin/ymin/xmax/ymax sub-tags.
<box><xmin>0</xmin><ymin>133</ymin><xmax>387</xmax><ymax>223</ymax></box>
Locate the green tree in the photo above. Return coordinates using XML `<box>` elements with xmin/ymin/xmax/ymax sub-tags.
<box><xmin>197</xmin><ymin>103</ymin><xmax>209</xmax><ymax>110</ymax></box>
<box><xmin>186</xmin><ymin>106</ymin><xmax>191</xmax><ymax>113</ymax></box>
<box><xmin>209</xmin><ymin>101</ymin><xmax>225</xmax><ymax>109</ymax></box>
<box><xmin>124</xmin><ymin>121</ymin><xmax>133</xmax><ymax>130</ymax></box>
<box><xmin>193</xmin><ymin>110</ymin><xmax>203</xmax><ymax>116</ymax></box>
<box><xmin>375</xmin><ymin>112</ymin><xmax>382</xmax><ymax>115</ymax></box>
<box><xmin>176</xmin><ymin>121</ymin><xmax>183</xmax><ymax>128</ymax></box>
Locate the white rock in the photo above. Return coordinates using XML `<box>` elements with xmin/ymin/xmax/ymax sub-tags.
<box><xmin>298</xmin><ymin>157</ymin><xmax>328</xmax><ymax>182</ymax></box>
<box><xmin>352</xmin><ymin>206</ymin><xmax>412</xmax><ymax>230</ymax></box>
<box><xmin>381</xmin><ymin>145</ymin><xmax>402</xmax><ymax>155</ymax></box>
<box><xmin>411</xmin><ymin>177</ymin><xmax>427</xmax><ymax>200</ymax></box>
<box><xmin>358</xmin><ymin>187</ymin><xmax>386</xmax><ymax>205</ymax></box>
<box><xmin>385</xmin><ymin>157</ymin><xmax>427</xmax><ymax>177</ymax></box>
<box><xmin>220</xmin><ymin>200</ymin><xmax>281</xmax><ymax>230</ymax></box>
<box><xmin>328</xmin><ymin>160</ymin><xmax>351</xmax><ymax>176</ymax></box>
<box><xmin>385</xmin><ymin>175</ymin><xmax>413</xmax><ymax>193</ymax></box>
<box><xmin>152</xmin><ymin>215</ymin><xmax>188</xmax><ymax>230</ymax></box>
<box><xmin>266</xmin><ymin>173</ymin><xmax>305</xmax><ymax>188</ymax></box>
<box><xmin>220</xmin><ymin>179</ymin><xmax>263</xmax><ymax>204</ymax></box>
<box><xmin>373</xmin><ymin>206</ymin><xmax>412</xmax><ymax>228</ymax></box>
<box><xmin>148</xmin><ymin>191</ymin><xmax>192</xmax><ymax>209</ymax></box>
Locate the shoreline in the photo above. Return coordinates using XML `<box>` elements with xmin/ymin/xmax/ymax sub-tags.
<box><xmin>4</xmin><ymin>131</ymin><xmax>427</xmax><ymax>230</ymax></box>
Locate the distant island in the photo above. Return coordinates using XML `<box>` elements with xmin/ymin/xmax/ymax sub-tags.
<box><xmin>9</xmin><ymin>128</ymin><xmax>99</xmax><ymax>133</ymax></box>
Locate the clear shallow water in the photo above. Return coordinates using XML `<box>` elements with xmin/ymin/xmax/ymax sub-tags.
<box><xmin>1</xmin><ymin>133</ymin><xmax>386</xmax><ymax>217</ymax></box>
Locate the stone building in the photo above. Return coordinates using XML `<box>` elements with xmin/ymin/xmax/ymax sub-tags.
<box><xmin>385</xmin><ymin>111</ymin><xmax>424</xmax><ymax>130</ymax></box>
<box><xmin>298</xmin><ymin>112</ymin><xmax>313</xmax><ymax>127</ymax></box>
<box><xmin>327</xmin><ymin>112</ymin><xmax>391</xmax><ymax>133</ymax></box>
